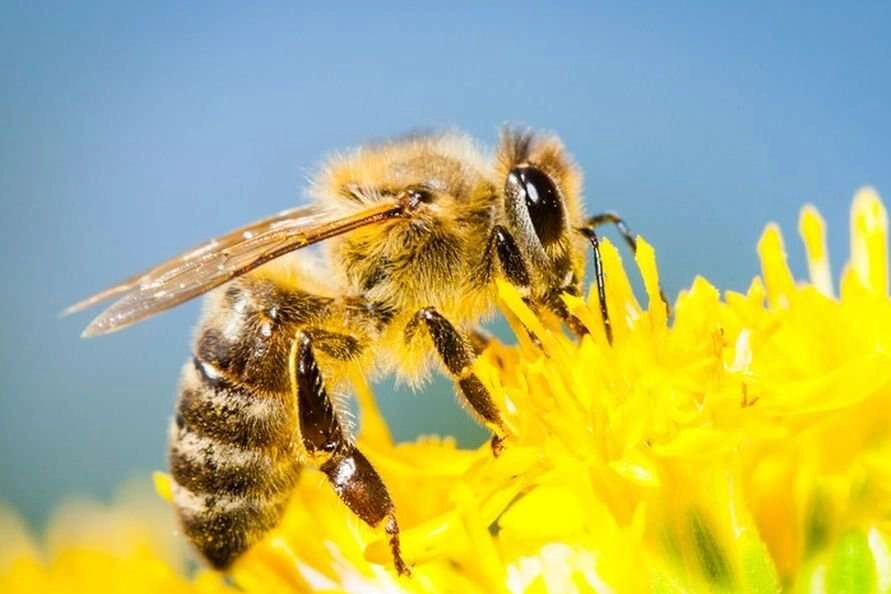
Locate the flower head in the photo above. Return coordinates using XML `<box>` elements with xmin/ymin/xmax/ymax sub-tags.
<box><xmin>3</xmin><ymin>189</ymin><xmax>891</xmax><ymax>593</ymax></box>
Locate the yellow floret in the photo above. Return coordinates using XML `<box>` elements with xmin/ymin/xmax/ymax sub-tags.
<box><xmin>3</xmin><ymin>189</ymin><xmax>891</xmax><ymax>594</ymax></box>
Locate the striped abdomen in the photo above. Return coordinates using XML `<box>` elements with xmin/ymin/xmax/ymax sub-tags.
<box><xmin>168</xmin><ymin>279</ymin><xmax>323</xmax><ymax>568</ymax></box>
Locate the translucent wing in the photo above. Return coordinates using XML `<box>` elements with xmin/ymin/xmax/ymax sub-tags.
<box><xmin>64</xmin><ymin>200</ymin><xmax>404</xmax><ymax>337</ymax></box>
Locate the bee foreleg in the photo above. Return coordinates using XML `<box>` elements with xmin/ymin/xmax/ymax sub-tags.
<box><xmin>582</xmin><ymin>212</ymin><xmax>671</xmax><ymax>317</ymax></box>
<box><xmin>491</xmin><ymin>225</ymin><xmax>531</xmax><ymax>288</ymax></box>
<box><xmin>404</xmin><ymin>308</ymin><xmax>506</xmax><ymax>455</ymax></box>
<box><xmin>474</xmin><ymin>225</ymin><xmax>532</xmax><ymax>290</ymax></box>
<box><xmin>289</xmin><ymin>333</ymin><xmax>409</xmax><ymax>576</ymax></box>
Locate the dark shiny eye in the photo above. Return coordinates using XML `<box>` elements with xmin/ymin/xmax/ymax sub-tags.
<box><xmin>507</xmin><ymin>166</ymin><xmax>565</xmax><ymax>245</ymax></box>
<box><xmin>403</xmin><ymin>187</ymin><xmax>435</xmax><ymax>209</ymax></box>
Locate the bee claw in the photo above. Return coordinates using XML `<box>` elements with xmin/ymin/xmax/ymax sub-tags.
<box><xmin>490</xmin><ymin>434</ymin><xmax>506</xmax><ymax>457</ymax></box>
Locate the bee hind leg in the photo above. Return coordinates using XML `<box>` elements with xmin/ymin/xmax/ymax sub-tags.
<box><xmin>405</xmin><ymin>308</ymin><xmax>506</xmax><ymax>456</ymax></box>
<box><xmin>289</xmin><ymin>333</ymin><xmax>409</xmax><ymax>576</ymax></box>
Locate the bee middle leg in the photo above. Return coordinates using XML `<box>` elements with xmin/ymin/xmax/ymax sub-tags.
<box><xmin>405</xmin><ymin>308</ymin><xmax>506</xmax><ymax>455</ymax></box>
<box><xmin>289</xmin><ymin>332</ymin><xmax>409</xmax><ymax>575</ymax></box>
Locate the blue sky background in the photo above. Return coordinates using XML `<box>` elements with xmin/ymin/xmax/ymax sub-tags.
<box><xmin>2</xmin><ymin>2</ymin><xmax>889</xmax><ymax>527</ymax></box>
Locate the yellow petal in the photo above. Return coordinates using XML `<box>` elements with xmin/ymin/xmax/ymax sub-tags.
<box><xmin>636</xmin><ymin>235</ymin><xmax>668</xmax><ymax>331</ymax></box>
<box><xmin>850</xmin><ymin>186</ymin><xmax>888</xmax><ymax>295</ymax></box>
<box><xmin>799</xmin><ymin>204</ymin><xmax>834</xmax><ymax>297</ymax></box>
<box><xmin>757</xmin><ymin>223</ymin><xmax>795</xmax><ymax>308</ymax></box>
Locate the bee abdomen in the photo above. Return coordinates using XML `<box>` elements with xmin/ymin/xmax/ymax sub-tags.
<box><xmin>170</xmin><ymin>479</ymin><xmax>291</xmax><ymax>569</ymax></box>
<box><xmin>179</xmin><ymin>357</ymin><xmax>291</xmax><ymax>448</ymax></box>
<box><xmin>169</xmin><ymin>355</ymin><xmax>300</xmax><ymax>569</ymax></box>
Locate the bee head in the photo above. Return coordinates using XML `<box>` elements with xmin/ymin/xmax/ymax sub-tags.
<box><xmin>498</xmin><ymin>129</ymin><xmax>585</xmax><ymax>293</ymax></box>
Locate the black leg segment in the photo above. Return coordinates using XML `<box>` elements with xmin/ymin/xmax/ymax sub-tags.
<box><xmin>585</xmin><ymin>212</ymin><xmax>638</xmax><ymax>253</ymax></box>
<box><xmin>405</xmin><ymin>308</ymin><xmax>505</xmax><ymax>453</ymax></box>
<box><xmin>582</xmin><ymin>211</ymin><xmax>670</xmax><ymax>316</ymax></box>
<box><xmin>291</xmin><ymin>333</ymin><xmax>409</xmax><ymax>575</ymax></box>
<box><xmin>294</xmin><ymin>333</ymin><xmax>343</xmax><ymax>454</ymax></box>
<box><xmin>492</xmin><ymin>225</ymin><xmax>531</xmax><ymax>288</ymax></box>
<box><xmin>578</xmin><ymin>227</ymin><xmax>613</xmax><ymax>344</ymax></box>
<box><xmin>476</xmin><ymin>224</ymin><xmax>532</xmax><ymax>290</ymax></box>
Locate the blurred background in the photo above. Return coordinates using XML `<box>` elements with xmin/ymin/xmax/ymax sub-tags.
<box><xmin>2</xmin><ymin>2</ymin><xmax>889</xmax><ymax>530</ymax></box>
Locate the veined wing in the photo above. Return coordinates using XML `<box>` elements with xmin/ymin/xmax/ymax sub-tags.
<box><xmin>64</xmin><ymin>200</ymin><xmax>404</xmax><ymax>337</ymax></box>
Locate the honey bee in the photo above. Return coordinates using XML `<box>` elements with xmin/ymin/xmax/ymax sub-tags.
<box><xmin>65</xmin><ymin>129</ymin><xmax>649</xmax><ymax>575</ymax></box>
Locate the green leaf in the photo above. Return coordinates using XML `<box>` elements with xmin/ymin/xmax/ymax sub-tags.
<box><xmin>826</xmin><ymin>529</ymin><xmax>876</xmax><ymax>594</ymax></box>
<box><xmin>739</xmin><ymin>532</ymin><xmax>781</xmax><ymax>594</ymax></box>
<box><xmin>805</xmin><ymin>490</ymin><xmax>831</xmax><ymax>558</ymax></box>
<box><xmin>688</xmin><ymin>510</ymin><xmax>734</xmax><ymax>587</ymax></box>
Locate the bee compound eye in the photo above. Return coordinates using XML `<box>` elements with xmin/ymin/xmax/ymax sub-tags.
<box><xmin>406</xmin><ymin>188</ymin><xmax>435</xmax><ymax>208</ymax></box>
<box><xmin>507</xmin><ymin>166</ymin><xmax>565</xmax><ymax>246</ymax></box>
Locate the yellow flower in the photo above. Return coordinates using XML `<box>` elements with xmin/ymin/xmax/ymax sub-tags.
<box><xmin>0</xmin><ymin>482</ymin><xmax>237</xmax><ymax>594</ymax></box>
<box><xmin>3</xmin><ymin>188</ymin><xmax>891</xmax><ymax>593</ymax></box>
